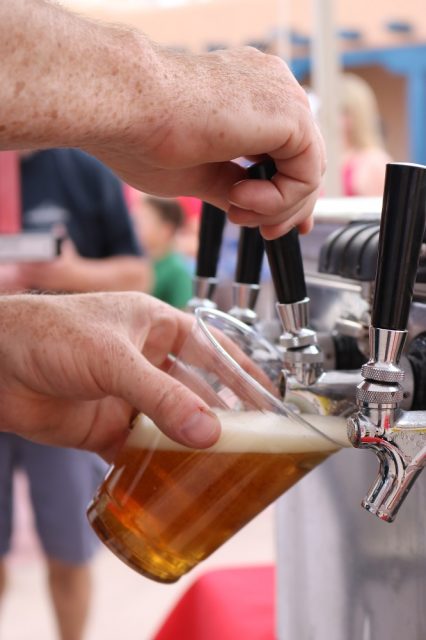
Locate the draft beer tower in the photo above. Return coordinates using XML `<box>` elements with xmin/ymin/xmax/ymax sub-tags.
<box><xmin>276</xmin><ymin>162</ymin><xmax>426</xmax><ymax>639</ymax></box>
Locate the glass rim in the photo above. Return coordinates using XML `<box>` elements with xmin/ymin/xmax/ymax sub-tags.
<box><xmin>194</xmin><ymin>306</ymin><xmax>283</xmax><ymax>408</ymax></box>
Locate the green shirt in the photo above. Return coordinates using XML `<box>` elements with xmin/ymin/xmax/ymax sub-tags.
<box><xmin>152</xmin><ymin>252</ymin><xmax>192</xmax><ymax>309</ymax></box>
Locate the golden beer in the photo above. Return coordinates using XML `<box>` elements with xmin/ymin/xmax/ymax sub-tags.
<box><xmin>87</xmin><ymin>410</ymin><xmax>348</xmax><ymax>583</ymax></box>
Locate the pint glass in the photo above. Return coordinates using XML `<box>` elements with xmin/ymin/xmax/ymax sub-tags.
<box><xmin>87</xmin><ymin>309</ymin><xmax>349</xmax><ymax>583</ymax></box>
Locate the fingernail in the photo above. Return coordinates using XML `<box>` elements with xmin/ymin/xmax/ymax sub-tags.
<box><xmin>228</xmin><ymin>199</ymin><xmax>250</xmax><ymax>210</ymax></box>
<box><xmin>180</xmin><ymin>408</ymin><xmax>221</xmax><ymax>447</ymax></box>
<box><xmin>231</xmin><ymin>179</ymin><xmax>247</xmax><ymax>188</ymax></box>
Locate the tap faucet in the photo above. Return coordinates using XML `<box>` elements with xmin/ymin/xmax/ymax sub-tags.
<box><xmin>227</xmin><ymin>162</ymin><xmax>268</xmax><ymax>325</ymax></box>
<box><xmin>235</xmin><ymin>159</ymin><xmax>363</xmax><ymax>412</ymax></box>
<box><xmin>347</xmin><ymin>162</ymin><xmax>426</xmax><ymax>522</ymax></box>
<box><xmin>236</xmin><ymin>159</ymin><xmax>325</xmax><ymax>385</ymax></box>
<box><xmin>265</xmin><ymin>227</ymin><xmax>365</xmax><ymax>413</ymax></box>
<box><xmin>228</xmin><ymin>225</ymin><xmax>264</xmax><ymax>325</ymax></box>
<box><xmin>264</xmin><ymin>228</ymin><xmax>325</xmax><ymax>387</ymax></box>
<box><xmin>246</xmin><ymin>159</ymin><xmax>325</xmax><ymax>387</ymax></box>
<box><xmin>187</xmin><ymin>202</ymin><xmax>226</xmax><ymax>312</ymax></box>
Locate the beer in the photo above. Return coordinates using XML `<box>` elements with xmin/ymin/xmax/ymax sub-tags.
<box><xmin>88</xmin><ymin>410</ymin><xmax>348</xmax><ymax>583</ymax></box>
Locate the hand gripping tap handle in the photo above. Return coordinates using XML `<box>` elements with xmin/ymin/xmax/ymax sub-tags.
<box><xmin>372</xmin><ymin>163</ymin><xmax>426</xmax><ymax>331</ymax></box>
<box><xmin>251</xmin><ymin>158</ymin><xmax>307</xmax><ymax>304</ymax></box>
<box><xmin>232</xmin><ymin>160</ymin><xmax>275</xmax><ymax>285</ymax></box>
<box><xmin>195</xmin><ymin>203</ymin><xmax>226</xmax><ymax>279</ymax></box>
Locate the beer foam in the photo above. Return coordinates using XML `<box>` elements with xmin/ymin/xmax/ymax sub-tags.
<box><xmin>128</xmin><ymin>410</ymin><xmax>350</xmax><ymax>454</ymax></box>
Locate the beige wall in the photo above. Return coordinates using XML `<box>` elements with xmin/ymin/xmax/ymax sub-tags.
<box><xmin>73</xmin><ymin>0</ymin><xmax>426</xmax><ymax>53</ymax></box>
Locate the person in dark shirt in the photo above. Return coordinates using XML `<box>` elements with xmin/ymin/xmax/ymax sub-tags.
<box><xmin>0</xmin><ymin>149</ymin><xmax>150</xmax><ymax>640</ymax></box>
<box><xmin>14</xmin><ymin>149</ymin><xmax>151</xmax><ymax>293</ymax></box>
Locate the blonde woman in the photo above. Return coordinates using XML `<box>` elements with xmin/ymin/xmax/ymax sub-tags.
<box><xmin>340</xmin><ymin>73</ymin><xmax>392</xmax><ymax>196</ymax></box>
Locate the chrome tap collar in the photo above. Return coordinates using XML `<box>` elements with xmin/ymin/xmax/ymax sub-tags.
<box><xmin>284</xmin><ymin>344</ymin><xmax>323</xmax><ymax>365</ymax></box>
<box><xmin>356</xmin><ymin>380</ymin><xmax>404</xmax><ymax>407</ymax></box>
<box><xmin>361</xmin><ymin>327</ymin><xmax>407</xmax><ymax>383</ymax></box>
<box><xmin>187</xmin><ymin>276</ymin><xmax>218</xmax><ymax>312</ymax></box>
<box><xmin>287</xmin><ymin>360</ymin><xmax>326</xmax><ymax>387</ymax></box>
<box><xmin>277</xmin><ymin>299</ymin><xmax>324</xmax><ymax>385</ymax></box>
<box><xmin>276</xmin><ymin>298</ymin><xmax>310</xmax><ymax>334</ymax></box>
<box><xmin>228</xmin><ymin>283</ymin><xmax>260</xmax><ymax>326</ymax></box>
<box><xmin>279</xmin><ymin>327</ymin><xmax>318</xmax><ymax>350</ymax></box>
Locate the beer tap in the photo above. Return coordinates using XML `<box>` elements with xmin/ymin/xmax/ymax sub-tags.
<box><xmin>347</xmin><ymin>162</ymin><xmax>426</xmax><ymax>522</ymax></box>
<box><xmin>187</xmin><ymin>202</ymin><xmax>226</xmax><ymax>312</ymax></box>
<box><xmin>264</xmin><ymin>228</ymin><xmax>324</xmax><ymax>387</ymax></box>
<box><xmin>228</xmin><ymin>227</ymin><xmax>264</xmax><ymax>325</ymax></box>
<box><xmin>265</xmin><ymin>224</ymin><xmax>364</xmax><ymax>415</ymax></box>
<box><xmin>228</xmin><ymin>224</ymin><xmax>264</xmax><ymax>325</ymax></box>
<box><xmin>227</xmin><ymin>161</ymin><xmax>269</xmax><ymax>324</ymax></box>
<box><xmin>231</xmin><ymin>159</ymin><xmax>362</xmax><ymax>415</ymax></box>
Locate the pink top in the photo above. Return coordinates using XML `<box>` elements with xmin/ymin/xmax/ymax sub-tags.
<box><xmin>342</xmin><ymin>159</ymin><xmax>357</xmax><ymax>196</ymax></box>
<box><xmin>177</xmin><ymin>196</ymin><xmax>202</xmax><ymax>221</ymax></box>
<box><xmin>0</xmin><ymin>151</ymin><xmax>22</xmax><ymax>233</ymax></box>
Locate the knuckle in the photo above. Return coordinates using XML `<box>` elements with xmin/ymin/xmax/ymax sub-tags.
<box><xmin>151</xmin><ymin>379</ymin><xmax>191</xmax><ymax>429</ymax></box>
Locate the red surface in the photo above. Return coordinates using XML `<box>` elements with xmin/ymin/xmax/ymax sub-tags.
<box><xmin>153</xmin><ymin>565</ymin><xmax>275</xmax><ymax>640</ymax></box>
<box><xmin>0</xmin><ymin>151</ymin><xmax>21</xmax><ymax>232</ymax></box>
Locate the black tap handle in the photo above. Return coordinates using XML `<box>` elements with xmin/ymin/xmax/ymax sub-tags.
<box><xmin>247</xmin><ymin>157</ymin><xmax>277</xmax><ymax>182</ymax></box>
<box><xmin>195</xmin><ymin>202</ymin><xmax>226</xmax><ymax>278</ymax></box>
<box><xmin>264</xmin><ymin>228</ymin><xmax>307</xmax><ymax>303</ymax></box>
<box><xmin>235</xmin><ymin>226</ymin><xmax>264</xmax><ymax>284</ymax></box>
<box><xmin>372</xmin><ymin>163</ymin><xmax>426</xmax><ymax>331</ymax></box>
<box><xmin>232</xmin><ymin>161</ymin><xmax>277</xmax><ymax>285</ymax></box>
<box><xmin>246</xmin><ymin>159</ymin><xmax>308</xmax><ymax>304</ymax></box>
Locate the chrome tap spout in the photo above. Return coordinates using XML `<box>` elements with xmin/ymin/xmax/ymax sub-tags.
<box><xmin>348</xmin><ymin>410</ymin><xmax>426</xmax><ymax>521</ymax></box>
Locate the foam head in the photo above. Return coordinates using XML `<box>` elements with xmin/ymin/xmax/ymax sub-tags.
<box><xmin>128</xmin><ymin>410</ymin><xmax>350</xmax><ymax>454</ymax></box>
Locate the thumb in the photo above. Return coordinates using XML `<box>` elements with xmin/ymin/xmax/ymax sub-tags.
<box><xmin>114</xmin><ymin>353</ymin><xmax>221</xmax><ymax>449</ymax></box>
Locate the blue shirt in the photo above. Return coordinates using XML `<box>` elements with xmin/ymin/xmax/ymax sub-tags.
<box><xmin>20</xmin><ymin>149</ymin><xmax>141</xmax><ymax>258</ymax></box>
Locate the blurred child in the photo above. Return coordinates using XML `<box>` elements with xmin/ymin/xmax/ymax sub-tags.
<box><xmin>134</xmin><ymin>196</ymin><xmax>192</xmax><ymax>309</ymax></box>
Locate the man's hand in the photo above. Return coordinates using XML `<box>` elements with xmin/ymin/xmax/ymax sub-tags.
<box><xmin>0</xmin><ymin>2</ymin><xmax>325</xmax><ymax>239</ymax></box>
<box><xmin>0</xmin><ymin>292</ymin><xmax>223</xmax><ymax>460</ymax></box>
<box><xmin>91</xmin><ymin>46</ymin><xmax>325</xmax><ymax>238</ymax></box>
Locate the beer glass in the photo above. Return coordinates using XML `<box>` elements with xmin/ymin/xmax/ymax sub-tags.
<box><xmin>87</xmin><ymin>308</ymin><xmax>349</xmax><ymax>583</ymax></box>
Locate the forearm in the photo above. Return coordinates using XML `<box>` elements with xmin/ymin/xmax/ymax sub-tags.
<box><xmin>0</xmin><ymin>0</ymin><xmax>164</xmax><ymax>151</ymax></box>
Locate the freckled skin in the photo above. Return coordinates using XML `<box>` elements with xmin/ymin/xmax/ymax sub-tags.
<box><xmin>0</xmin><ymin>0</ymin><xmax>325</xmax><ymax>238</ymax></box>
<box><xmin>0</xmin><ymin>293</ymin><xmax>199</xmax><ymax>459</ymax></box>
<box><xmin>0</xmin><ymin>292</ymin><xmax>268</xmax><ymax>458</ymax></box>
<box><xmin>0</xmin><ymin>2</ymin><xmax>326</xmax><ymax>456</ymax></box>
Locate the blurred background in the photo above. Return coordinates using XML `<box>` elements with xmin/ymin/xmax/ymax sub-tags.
<box><xmin>63</xmin><ymin>0</ymin><xmax>426</xmax><ymax>180</ymax></box>
<box><xmin>1</xmin><ymin>1</ymin><xmax>426</xmax><ymax>639</ymax></box>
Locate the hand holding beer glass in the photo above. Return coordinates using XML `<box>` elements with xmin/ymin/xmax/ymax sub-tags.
<box><xmin>88</xmin><ymin>309</ymin><xmax>349</xmax><ymax>583</ymax></box>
